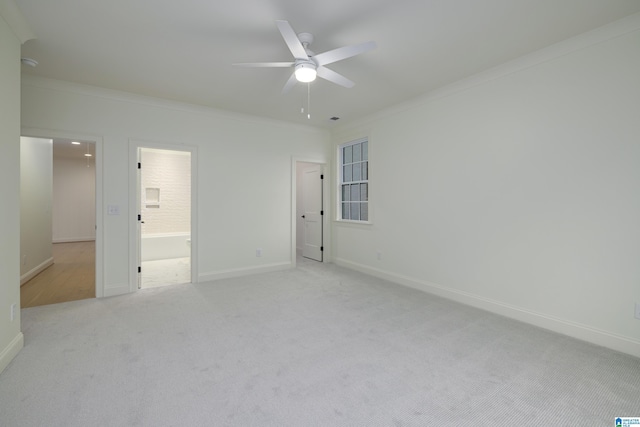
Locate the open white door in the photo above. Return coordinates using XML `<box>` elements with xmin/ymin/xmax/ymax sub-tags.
<box><xmin>302</xmin><ymin>165</ymin><xmax>323</xmax><ymax>261</ymax></box>
<box><xmin>136</xmin><ymin>148</ymin><xmax>142</xmax><ymax>289</ymax></box>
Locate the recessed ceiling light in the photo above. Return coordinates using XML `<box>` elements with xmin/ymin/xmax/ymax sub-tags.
<box><xmin>71</xmin><ymin>141</ymin><xmax>81</xmax><ymax>145</ymax></box>
<box><xmin>84</xmin><ymin>153</ymin><xmax>92</xmax><ymax>157</ymax></box>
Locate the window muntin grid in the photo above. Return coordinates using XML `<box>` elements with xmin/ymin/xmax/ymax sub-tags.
<box><xmin>340</xmin><ymin>139</ymin><xmax>368</xmax><ymax>221</ymax></box>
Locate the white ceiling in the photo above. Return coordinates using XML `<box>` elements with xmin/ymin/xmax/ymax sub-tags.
<box><xmin>16</xmin><ymin>0</ymin><xmax>640</xmax><ymax>128</ymax></box>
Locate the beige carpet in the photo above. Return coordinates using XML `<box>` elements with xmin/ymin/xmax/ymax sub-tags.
<box><xmin>1</xmin><ymin>257</ymin><xmax>639</xmax><ymax>426</ymax></box>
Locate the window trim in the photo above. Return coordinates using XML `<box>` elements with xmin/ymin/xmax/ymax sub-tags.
<box><xmin>337</xmin><ymin>137</ymin><xmax>370</xmax><ymax>224</ymax></box>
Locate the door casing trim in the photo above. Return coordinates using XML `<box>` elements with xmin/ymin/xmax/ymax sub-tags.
<box><xmin>128</xmin><ymin>139</ymin><xmax>198</xmax><ymax>292</ymax></box>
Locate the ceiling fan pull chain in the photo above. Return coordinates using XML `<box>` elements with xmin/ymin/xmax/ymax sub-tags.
<box><xmin>307</xmin><ymin>83</ymin><xmax>311</xmax><ymax>119</ymax></box>
<box><xmin>301</xmin><ymin>87</ymin><xmax>306</xmax><ymax>115</ymax></box>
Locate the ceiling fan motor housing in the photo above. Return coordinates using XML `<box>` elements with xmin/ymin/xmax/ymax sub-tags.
<box><xmin>297</xmin><ymin>32</ymin><xmax>314</xmax><ymax>48</ymax></box>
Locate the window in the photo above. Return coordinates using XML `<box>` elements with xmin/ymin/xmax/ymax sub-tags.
<box><xmin>339</xmin><ymin>138</ymin><xmax>368</xmax><ymax>221</ymax></box>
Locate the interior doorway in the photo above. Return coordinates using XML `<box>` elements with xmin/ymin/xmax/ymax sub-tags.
<box><xmin>295</xmin><ymin>161</ymin><xmax>325</xmax><ymax>262</ymax></box>
<box><xmin>20</xmin><ymin>136</ymin><xmax>98</xmax><ymax>307</ymax></box>
<box><xmin>136</xmin><ymin>146</ymin><xmax>195</xmax><ymax>289</ymax></box>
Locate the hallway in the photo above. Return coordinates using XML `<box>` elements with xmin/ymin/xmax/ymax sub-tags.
<box><xmin>20</xmin><ymin>241</ymin><xmax>95</xmax><ymax>308</ymax></box>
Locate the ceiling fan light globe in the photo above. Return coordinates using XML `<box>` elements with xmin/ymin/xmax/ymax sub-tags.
<box><xmin>295</xmin><ymin>63</ymin><xmax>317</xmax><ymax>83</ymax></box>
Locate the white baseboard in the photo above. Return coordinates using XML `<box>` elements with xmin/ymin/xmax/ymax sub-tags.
<box><xmin>334</xmin><ymin>257</ymin><xmax>640</xmax><ymax>359</ymax></box>
<box><xmin>0</xmin><ymin>333</ymin><xmax>24</xmax><ymax>375</ymax></box>
<box><xmin>20</xmin><ymin>257</ymin><xmax>54</xmax><ymax>285</ymax></box>
<box><xmin>199</xmin><ymin>262</ymin><xmax>292</xmax><ymax>282</ymax></box>
<box><xmin>52</xmin><ymin>237</ymin><xmax>96</xmax><ymax>243</ymax></box>
<box><xmin>103</xmin><ymin>283</ymin><xmax>130</xmax><ymax>297</ymax></box>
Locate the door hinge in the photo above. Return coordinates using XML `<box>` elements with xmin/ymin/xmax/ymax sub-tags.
<box><xmin>320</xmin><ymin>246</ymin><xmax>324</xmax><ymax>252</ymax></box>
<box><xmin>320</xmin><ymin>210</ymin><xmax>324</xmax><ymax>215</ymax></box>
<box><xmin>138</xmin><ymin>214</ymin><xmax>142</xmax><ymax>221</ymax></box>
<box><xmin>320</xmin><ymin>174</ymin><xmax>324</xmax><ymax>179</ymax></box>
<box><xmin>138</xmin><ymin>162</ymin><xmax>141</xmax><ymax>169</ymax></box>
<box><xmin>138</xmin><ymin>266</ymin><xmax>141</xmax><ymax>273</ymax></box>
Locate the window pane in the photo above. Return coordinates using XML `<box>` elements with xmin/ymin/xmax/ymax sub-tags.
<box><xmin>339</xmin><ymin>139</ymin><xmax>368</xmax><ymax>222</ymax></box>
<box><xmin>353</xmin><ymin>143</ymin><xmax>362</xmax><ymax>162</ymax></box>
<box><xmin>343</xmin><ymin>165</ymin><xmax>352</xmax><ymax>182</ymax></box>
<box><xmin>351</xmin><ymin>184</ymin><xmax>360</xmax><ymax>202</ymax></box>
<box><xmin>343</xmin><ymin>145</ymin><xmax>352</xmax><ymax>164</ymax></box>
<box><xmin>342</xmin><ymin>203</ymin><xmax>350</xmax><ymax>220</ymax></box>
<box><xmin>361</xmin><ymin>203</ymin><xmax>368</xmax><ymax>221</ymax></box>
<box><xmin>342</xmin><ymin>184</ymin><xmax>350</xmax><ymax>202</ymax></box>
<box><xmin>350</xmin><ymin>203</ymin><xmax>360</xmax><ymax>220</ymax></box>
<box><xmin>352</xmin><ymin>162</ymin><xmax>361</xmax><ymax>181</ymax></box>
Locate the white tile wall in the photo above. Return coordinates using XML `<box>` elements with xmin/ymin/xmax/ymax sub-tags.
<box><xmin>140</xmin><ymin>149</ymin><xmax>191</xmax><ymax>235</ymax></box>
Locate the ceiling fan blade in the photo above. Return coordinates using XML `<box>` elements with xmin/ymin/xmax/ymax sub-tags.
<box><xmin>276</xmin><ymin>20</ymin><xmax>308</xmax><ymax>60</ymax></box>
<box><xmin>314</xmin><ymin>41</ymin><xmax>376</xmax><ymax>66</ymax></box>
<box><xmin>233</xmin><ymin>62</ymin><xmax>294</xmax><ymax>68</ymax></box>
<box><xmin>281</xmin><ymin>72</ymin><xmax>298</xmax><ymax>94</ymax></box>
<box><xmin>317</xmin><ymin>66</ymin><xmax>355</xmax><ymax>88</ymax></box>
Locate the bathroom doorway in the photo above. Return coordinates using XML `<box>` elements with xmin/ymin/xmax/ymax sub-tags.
<box><xmin>136</xmin><ymin>146</ymin><xmax>194</xmax><ymax>289</ymax></box>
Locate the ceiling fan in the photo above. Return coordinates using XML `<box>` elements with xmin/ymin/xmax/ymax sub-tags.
<box><xmin>234</xmin><ymin>20</ymin><xmax>376</xmax><ymax>94</ymax></box>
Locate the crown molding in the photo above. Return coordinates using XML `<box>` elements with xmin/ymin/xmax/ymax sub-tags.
<box><xmin>0</xmin><ymin>0</ymin><xmax>35</xmax><ymax>43</ymax></box>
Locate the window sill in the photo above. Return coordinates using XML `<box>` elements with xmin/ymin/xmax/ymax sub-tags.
<box><xmin>334</xmin><ymin>219</ymin><xmax>373</xmax><ymax>227</ymax></box>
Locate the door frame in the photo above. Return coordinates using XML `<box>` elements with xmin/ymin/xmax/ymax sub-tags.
<box><xmin>291</xmin><ymin>158</ymin><xmax>329</xmax><ymax>268</ymax></box>
<box><xmin>21</xmin><ymin>127</ymin><xmax>104</xmax><ymax>297</ymax></box>
<box><xmin>128</xmin><ymin>139</ymin><xmax>198</xmax><ymax>292</ymax></box>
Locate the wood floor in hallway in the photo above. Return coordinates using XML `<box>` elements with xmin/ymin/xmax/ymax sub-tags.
<box><xmin>21</xmin><ymin>241</ymin><xmax>95</xmax><ymax>308</ymax></box>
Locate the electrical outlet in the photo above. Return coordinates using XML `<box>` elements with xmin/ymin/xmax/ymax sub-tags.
<box><xmin>256</xmin><ymin>248</ymin><xmax>262</xmax><ymax>257</ymax></box>
<box><xmin>10</xmin><ymin>303</ymin><xmax>16</xmax><ymax>322</ymax></box>
<box><xmin>635</xmin><ymin>303</ymin><xmax>640</xmax><ymax>320</ymax></box>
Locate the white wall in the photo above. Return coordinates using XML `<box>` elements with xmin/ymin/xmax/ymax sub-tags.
<box><xmin>0</xmin><ymin>0</ymin><xmax>34</xmax><ymax>375</ymax></box>
<box><xmin>140</xmin><ymin>148</ymin><xmax>190</xmax><ymax>236</ymax></box>
<box><xmin>332</xmin><ymin>20</ymin><xmax>640</xmax><ymax>356</ymax></box>
<box><xmin>20</xmin><ymin>137</ymin><xmax>53</xmax><ymax>278</ymax></box>
<box><xmin>21</xmin><ymin>77</ymin><xmax>330</xmax><ymax>295</ymax></box>
<box><xmin>52</xmin><ymin>149</ymin><xmax>96</xmax><ymax>242</ymax></box>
